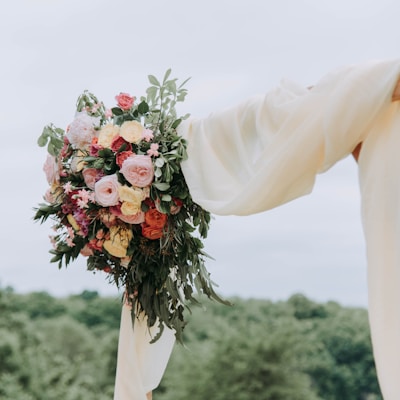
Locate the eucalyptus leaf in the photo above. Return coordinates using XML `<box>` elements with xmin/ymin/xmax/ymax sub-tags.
<box><xmin>148</xmin><ymin>75</ymin><xmax>160</xmax><ymax>86</ymax></box>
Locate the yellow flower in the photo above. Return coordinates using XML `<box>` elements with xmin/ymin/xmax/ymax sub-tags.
<box><xmin>120</xmin><ymin>121</ymin><xmax>143</xmax><ymax>143</ymax></box>
<box><xmin>70</xmin><ymin>149</ymin><xmax>87</xmax><ymax>172</ymax></box>
<box><xmin>98</xmin><ymin>124</ymin><xmax>120</xmax><ymax>148</ymax></box>
<box><xmin>119</xmin><ymin>185</ymin><xmax>144</xmax><ymax>203</ymax></box>
<box><xmin>67</xmin><ymin>214</ymin><xmax>80</xmax><ymax>231</ymax></box>
<box><xmin>121</xmin><ymin>201</ymin><xmax>141</xmax><ymax>216</ymax></box>
<box><xmin>103</xmin><ymin>226</ymin><xmax>133</xmax><ymax>258</ymax></box>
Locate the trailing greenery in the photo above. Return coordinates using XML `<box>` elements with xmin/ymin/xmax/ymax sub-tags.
<box><xmin>0</xmin><ymin>287</ymin><xmax>382</xmax><ymax>400</ymax></box>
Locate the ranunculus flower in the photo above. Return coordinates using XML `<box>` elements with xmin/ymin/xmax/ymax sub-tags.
<box><xmin>116</xmin><ymin>150</ymin><xmax>134</xmax><ymax>168</ymax></box>
<box><xmin>103</xmin><ymin>226</ymin><xmax>133</xmax><ymax>258</ymax></box>
<box><xmin>94</xmin><ymin>174</ymin><xmax>120</xmax><ymax>206</ymax></box>
<box><xmin>82</xmin><ymin>168</ymin><xmax>103</xmax><ymax>190</ymax></box>
<box><xmin>43</xmin><ymin>154</ymin><xmax>59</xmax><ymax>185</ymax></box>
<box><xmin>120</xmin><ymin>121</ymin><xmax>144</xmax><ymax>143</ymax></box>
<box><xmin>115</xmin><ymin>92</ymin><xmax>135</xmax><ymax>110</ymax></box>
<box><xmin>66</xmin><ymin>112</ymin><xmax>99</xmax><ymax>149</ymax></box>
<box><xmin>110</xmin><ymin>205</ymin><xmax>145</xmax><ymax>224</ymax></box>
<box><xmin>98</xmin><ymin>124</ymin><xmax>120</xmax><ymax>148</ymax></box>
<box><xmin>111</xmin><ymin>135</ymin><xmax>132</xmax><ymax>153</ymax></box>
<box><xmin>120</xmin><ymin>155</ymin><xmax>154</xmax><ymax>187</ymax></box>
<box><xmin>119</xmin><ymin>211</ymin><xmax>145</xmax><ymax>224</ymax></box>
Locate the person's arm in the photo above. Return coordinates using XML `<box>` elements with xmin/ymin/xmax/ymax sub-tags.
<box><xmin>352</xmin><ymin>77</ymin><xmax>400</xmax><ymax>161</ymax></box>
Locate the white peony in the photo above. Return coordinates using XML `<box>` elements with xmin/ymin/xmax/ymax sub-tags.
<box><xmin>66</xmin><ymin>112</ymin><xmax>100</xmax><ymax>149</ymax></box>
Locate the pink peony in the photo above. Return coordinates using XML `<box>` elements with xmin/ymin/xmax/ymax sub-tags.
<box><xmin>120</xmin><ymin>155</ymin><xmax>154</xmax><ymax>188</ymax></box>
<box><xmin>66</xmin><ymin>112</ymin><xmax>100</xmax><ymax>149</ymax></box>
<box><xmin>115</xmin><ymin>93</ymin><xmax>135</xmax><ymax>110</ymax></box>
<box><xmin>94</xmin><ymin>174</ymin><xmax>120</xmax><ymax>206</ymax></box>
<box><xmin>43</xmin><ymin>154</ymin><xmax>59</xmax><ymax>185</ymax></box>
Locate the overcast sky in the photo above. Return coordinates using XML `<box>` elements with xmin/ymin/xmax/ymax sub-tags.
<box><xmin>1</xmin><ymin>0</ymin><xmax>399</xmax><ymax>307</ymax></box>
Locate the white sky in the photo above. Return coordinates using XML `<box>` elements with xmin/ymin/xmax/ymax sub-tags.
<box><xmin>1</xmin><ymin>0</ymin><xmax>399</xmax><ymax>307</ymax></box>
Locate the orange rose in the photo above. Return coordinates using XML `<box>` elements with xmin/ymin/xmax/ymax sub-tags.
<box><xmin>144</xmin><ymin>208</ymin><xmax>167</xmax><ymax>228</ymax></box>
<box><xmin>142</xmin><ymin>224</ymin><xmax>164</xmax><ymax>240</ymax></box>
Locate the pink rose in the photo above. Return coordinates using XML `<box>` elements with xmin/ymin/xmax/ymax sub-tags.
<box><xmin>120</xmin><ymin>155</ymin><xmax>154</xmax><ymax>187</ymax></box>
<box><xmin>94</xmin><ymin>174</ymin><xmax>120</xmax><ymax>206</ymax></box>
<box><xmin>115</xmin><ymin>93</ymin><xmax>135</xmax><ymax>110</ymax></box>
<box><xmin>82</xmin><ymin>168</ymin><xmax>103</xmax><ymax>190</ymax></box>
<box><xmin>43</xmin><ymin>154</ymin><xmax>59</xmax><ymax>184</ymax></box>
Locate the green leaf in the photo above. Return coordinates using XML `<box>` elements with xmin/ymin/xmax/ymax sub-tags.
<box><xmin>155</xmin><ymin>158</ymin><xmax>165</xmax><ymax>168</ymax></box>
<box><xmin>138</xmin><ymin>101</ymin><xmax>149</xmax><ymax>115</ymax></box>
<box><xmin>153</xmin><ymin>182</ymin><xmax>170</xmax><ymax>191</ymax></box>
<box><xmin>148</xmin><ymin>75</ymin><xmax>160</xmax><ymax>86</ymax></box>
<box><xmin>171</xmin><ymin>119</ymin><xmax>182</xmax><ymax>129</ymax></box>
<box><xmin>112</xmin><ymin>107</ymin><xmax>123</xmax><ymax>116</ymax></box>
<box><xmin>163</xmin><ymin>69</ymin><xmax>172</xmax><ymax>83</ymax></box>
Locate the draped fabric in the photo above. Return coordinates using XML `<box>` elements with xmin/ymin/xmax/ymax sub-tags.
<box><xmin>178</xmin><ymin>59</ymin><xmax>400</xmax><ymax>399</ymax></box>
<box><xmin>113</xmin><ymin>304</ymin><xmax>175</xmax><ymax>400</ymax></box>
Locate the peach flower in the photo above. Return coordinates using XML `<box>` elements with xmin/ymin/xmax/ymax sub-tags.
<box><xmin>98</xmin><ymin>124</ymin><xmax>120</xmax><ymax>148</ymax></box>
<box><xmin>120</xmin><ymin>155</ymin><xmax>154</xmax><ymax>187</ymax></box>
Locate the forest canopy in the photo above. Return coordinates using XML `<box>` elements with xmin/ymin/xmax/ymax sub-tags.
<box><xmin>0</xmin><ymin>287</ymin><xmax>382</xmax><ymax>400</ymax></box>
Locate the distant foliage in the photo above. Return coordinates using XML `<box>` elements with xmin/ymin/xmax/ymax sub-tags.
<box><xmin>0</xmin><ymin>288</ymin><xmax>382</xmax><ymax>400</ymax></box>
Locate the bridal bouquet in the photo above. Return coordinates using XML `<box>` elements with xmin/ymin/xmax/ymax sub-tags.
<box><xmin>34</xmin><ymin>70</ymin><xmax>227</xmax><ymax>342</ymax></box>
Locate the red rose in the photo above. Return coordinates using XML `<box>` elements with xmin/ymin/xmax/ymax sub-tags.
<box><xmin>111</xmin><ymin>135</ymin><xmax>132</xmax><ymax>153</ymax></box>
<box><xmin>115</xmin><ymin>93</ymin><xmax>135</xmax><ymax>110</ymax></box>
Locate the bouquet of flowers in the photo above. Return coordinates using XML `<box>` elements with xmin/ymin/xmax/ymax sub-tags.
<box><xmin>34</xmin><ymin>70</ymin><xmax>228</xmax><ymax>342</ymax></box>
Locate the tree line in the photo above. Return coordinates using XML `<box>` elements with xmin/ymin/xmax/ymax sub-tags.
<box><xmin>0</xmin><ymin>287</ymin><xmax>382</xmax><ymax>399</ymax></box>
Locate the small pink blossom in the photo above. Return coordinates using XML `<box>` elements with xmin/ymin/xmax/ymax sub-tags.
<box><xmin>67</xmin><ymin>226</ymin><xmax>75</xmax><ymax>240</ymax></box>
<box><xmin>63</xmin><ymin>182</ymin><xmax>73</xmax><ymax>194</ymax></box>
<box><xmin>147</xmin><ymin>143</ymin><xmax>159</xmax><ymax>157</ymax></box>
<box><xmin>105</xmin><ymin>108</ymin><xmax>113</xmax><ymax>119</ymax></box>
<box><xmin>142</xmin><ymin>128</ymin><xmax>154</xmax><ymax>142</ymax></box>
<box><xmin>66</xmin><ymin>237</ymin><xmax>75</xmax><ymax>247</ymax></box>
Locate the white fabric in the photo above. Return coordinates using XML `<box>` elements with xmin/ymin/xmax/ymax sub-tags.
<box><xmin>113</xmin><ymin>304</ymin><xmax>175</xmax><ymax>400</ymax></box>
<box><xmin>178</xmin><ymin>59</ymin><xmax>400</xmax><ymax>399</ymax></box>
